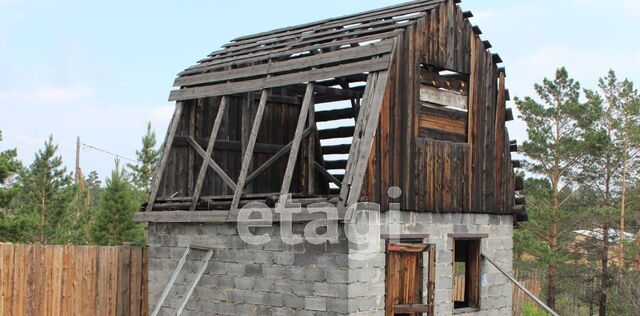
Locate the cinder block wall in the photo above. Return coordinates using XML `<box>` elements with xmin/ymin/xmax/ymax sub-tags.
<box><xmin>147</xmin><ymin>212</ymin><xmax>513</xmax><ymax>316</ymax></box>
<box><xmin>374</xmin><ymin>212</ymin><xmax>514</xmax><ymax>316</ymax></box>
<box><xmin>147</xmin><ymin>222</ymin><xmax>354</xmax><ymax>315</ymax></box>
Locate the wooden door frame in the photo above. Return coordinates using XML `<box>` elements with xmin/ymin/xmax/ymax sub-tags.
<box><xmin>384</xmin><ymin>235</ymin><xmax>435</xmax><ymax>316</ymax></box>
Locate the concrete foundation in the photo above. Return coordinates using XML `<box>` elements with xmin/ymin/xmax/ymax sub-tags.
<box><xmin>147</xmin><ymin>212</ymin><xmax>513</xmax><ymax>315</ymax></box>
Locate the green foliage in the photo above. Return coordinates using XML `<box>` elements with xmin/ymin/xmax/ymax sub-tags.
<box><xmin>92</xmin><ymin>162</ymin><xmax>144</xmax><ymax>246</ymax></box>
<box><xmin>521</xmin><ymin>302</ymin><xmax>547</xmax><ymax>316</ymax></box>
<box><xmin>127</xmin><ymin>122</ymin><xmax>160</xmax><ymax>194</ymax></box>
<box><xmin>7</xmin><ymin>136</ymin><xmax>73</xmax><ymax>244</ymax></box>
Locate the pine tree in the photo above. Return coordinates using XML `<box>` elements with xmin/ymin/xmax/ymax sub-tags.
<box><xmin>10</xmin><ymin>136</ymin><xmax>73</xmax><ymax>244</ymax></box>
<box><xmin>515</xmin><ymin>67</ymin><xmax>604</xmax><ymax>309</ymax></box>
<box><xmin>0</xmin><ymin>130</ymin><xmax>22</xmax><ymax>210</ymax></box>
<box><xmin>584</xmin><ymin>70</ymin><xmax>640</xmax><ymax>315</ymax></box>
<box><xmin>127</xmin><ymin>122</ymin><xmax>160</xmax><ymax>193</ymax></box>
<box><xmin>92</xmin><ymin>162</ymin><xmax>144</xmax><ymax>246</ymax></box>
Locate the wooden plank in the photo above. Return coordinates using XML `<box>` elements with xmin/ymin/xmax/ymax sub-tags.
<box><xmin>419</xmin><ymin>104</ymin><xmax>467</xmax><ymax>121</ymax></box>
<box><xmin>60</xmin><ymin>246</ymin><xmax>74</xmax><ymax>316</ymax></box>
<box><xmin>129</xmin><ymin>247</ymin><xmax>143</xmax><ymax>316</ymax></box>
<box><xmin>229</xmin><ymin>0</ymin><xmax>441</xmax><ymax>42</ymax></box>
<box><xmin>189</xmin><ymin>29</ymin><xmax>403</xmax><ymax>74</ymax></box>
<box><xmin>0</xmin><ymin>244</ymin><xmax>4</xmax><ymax>315</ymax></box>
<box><xmin>245</xmin><ymin>127</ymin><xmax>313</xmax><ymax>186</ymax></box>
<box><xmin>83</xmin><ymin>247</ymin><xmax>97</xmax><ymax>316</ymax></box>
<box><xmin>321</xmin><ymin>144</ymin><xmax>351</xmax><ymax>155</ymax></box>
<box><xmin>318</xmin><ymin>126</ymin><xmax>355</xmax><ymax>139</ymax></box>
<box><xmin>50</xmin><ymin>246</ymin><xmax>63</xmax><ymax>316</ymax></box>
<box><xmin>176</xmin><ymin>41</ymin><xmax>394</xmax><ymax>87</ymax></box>
<box><xmin>146</xmin><ymin>102</ymin><xmax>183</xmax><ymax>212</ymax></box>
<box><xmin>96</xmin><ymin>247</ymin><xmax>109</xmax><ymax>316</ymax></box>
<box><xmin>116</xmin><ymin>245</ymin><xmax>131</xmax><ymax>316</ymax></box>
<box><xmin>230</xmin><ymin>90</ymin><xmax>269</xmax><ymax>212</ymax></box>
<box><xmin>280</xmin><ymin>84</ymin><xmax>314</xmax><ymax>197</ymax></box>
<box><xmin>419</xmin><ymin>84</ymin><xmax>468</xmax><ymax>109</ymax></box>
<box><xmin>169</xmin><ymin>57</ymin><xmax>391</xmax><ymax>101</ymax></box>
<box><xmin>418</xmin><ymin>112</ymin><xmax>466</xmax><ymax>134</ymax></box>
<box><xmin>190</xmin><ymin>96</ymin><xmax>230</xmax><ymax>211</ymax></box>
<box><xmin>419</xmin><ymin>127</ymin><xmax>466</xmax><ymax>142</ymax></box>
<box><xmin>107</xmin><ymin>247</ymin><xmax>118</xmax><ymax>316</ymax></box>
<box><xmin>346</xmin><ymin>70</ymin><xmax>390</xmax><ymax>206</ymax></box>
<box><xmin>173</xmin><ymin>137</ymin><xmax>284</xmax><ymax>154</ymax></box>
<box><xmin>141</xmin><ymin>247</ymin><xmax>149</xmax><ymax>316</ymax></box>
<box><xmin>315</xmin><ymin>108</ymin><xmax>356</xmax><ymax>122</ymax></box>
<box><xmin>186</xmin><ymin>137</ymin><xmax>237</xmax><ymax>191</ymax></box>
<box><xmin>313</xmin><ymin>161</ymin><xmax>342</xmax><ymax>187</ymax></box>
<box><xmin>190</xmin><ymin>96</ymin><xmax>228</xmax><ymax>210</ymax></box>
<box><xmin>307</xmin><ymin>98</ymin><xmax>317</xmax><ymax>195</ymax></box>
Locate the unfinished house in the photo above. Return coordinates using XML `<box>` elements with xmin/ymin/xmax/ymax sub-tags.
<box><xmin>134</xmin><ymin>0</ymin><xmax>527</xmax><ymax>314</ymax></box>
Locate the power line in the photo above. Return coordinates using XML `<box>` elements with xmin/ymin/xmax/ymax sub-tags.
<box><xmin>80</xmin><ymin>142</ymin><xmax>139</xmax><ymax>163</ymax></box>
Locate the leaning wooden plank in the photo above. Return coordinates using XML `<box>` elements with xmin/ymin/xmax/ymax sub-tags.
<box><xmin>338</xmin><ymin>74</ymin><xmax>376</xmax><ymax>205</ymax></box>
<box><xmin>176</xmin><ymin>41</ymin><xmax>394</xmax><ymax>87</ymax></box>
<box><xmin>170</xmin><ymin>57</ymin><xmax>391</xmax><ymax>101</ymax></box>
<box><xmin>347</xmin><ymin>70</ymin><xmax>390</xmax><ymax>206</ymax></box>
<box><xmin>280</xmin><ymin>84</ymin><xmax>315</xmax><ymax>197</ymax></box>
<box><xmin>190</xmin><ymin>96</ymin><xmax>229</xmax><ymax>211</ymax></box>
<box><xmin>145</xmin><ymin>102</ymin><xmax>183</xmax><ymax>212</ymax></box>
<box><xmin>313</xmin><ymin>161</ymin><xmax>342</xmax><ymax>187</ymax></box>
<box><xmin>230</xmin><ymin>90</ymin><xmax>269</xmax><ymax>212</ymax></box>
<box><xmin>245</xmin><ymin>127</ymin><xmax>313</xmax><ymax>186</ymax></box>
<box><xmin>186</xmin><ymin>137</ymin><xmax>236</xmax><ymax>191</ymax></box>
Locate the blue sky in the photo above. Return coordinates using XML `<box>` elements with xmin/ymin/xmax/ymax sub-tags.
<box><xmin>1</xmin><ymin>0</ymin><xmax>640</xmax><ymax>180</ymax></box>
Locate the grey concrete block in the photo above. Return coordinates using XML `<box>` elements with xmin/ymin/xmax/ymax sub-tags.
<box><xmin>284</xmin><ymin>294</ymin><xmax>305</xmax><ymax>309</ymax></box>
<box><xmin>246</xmin><ymin>264</ymin><xmax>263</xmax><ymax>277</ymax></box>
<box><xmin>304</xmin><ymin>267</ymin><xmax>325</xmax><ymax>282</ymax></box>
<box><xmin>304</xmin><ymin>297</ymin><xmax>327</xmax><ymax>311</ymax></box>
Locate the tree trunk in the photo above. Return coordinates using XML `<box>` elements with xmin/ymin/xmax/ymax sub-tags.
<box><xmin>600</xmin><ymin>224</ymin><xmax>610</xmax><ymax>316</ymax></box>
<box><xmin>547</xmin><ymin>186</ymin><xmax>559</xmax><ymax>309</ymax></box>
<box><xmin>619</xmin><ymin>115</ymin><xmax>629</xmax><ymax>268</ymax></box>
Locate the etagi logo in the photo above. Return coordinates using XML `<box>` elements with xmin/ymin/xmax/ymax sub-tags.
<box><xmin>236</xmin><ymin>187</ymin><xmax>404</xmax><ymax>261</ymax></box>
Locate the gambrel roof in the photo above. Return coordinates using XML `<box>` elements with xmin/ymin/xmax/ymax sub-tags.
<box><xmin>169</xmin><ymin>0</ymin><xmax>445</xmax><ymax>101</ymax></box>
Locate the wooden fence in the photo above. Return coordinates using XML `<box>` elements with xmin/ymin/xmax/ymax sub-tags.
<box><xmin>0</xmin><ymin>243</ymin><xmax>148</xmax><ymax>316</ymax></box>
<box><xmin>452</xmin><ymin>273</ymin><xmax>542</xmax><ymax>315</ymax></box>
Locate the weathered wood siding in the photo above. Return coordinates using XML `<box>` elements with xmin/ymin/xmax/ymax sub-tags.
<box><xmin>362</xmin><ymin>0</ymin><xmax>514</xmax><ymax>214</ymax></box>
<box><xmin>0</xmin><ymin>243</ymin><xmax>148</xmax><ymax>316</ymax></box>
<box><xmin>158</xmin><ymin>88</ymin><xmax>328</xmax><ymax>198</ymax></box>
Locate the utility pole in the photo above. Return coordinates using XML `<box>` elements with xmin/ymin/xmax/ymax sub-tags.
<box><xmin>76</xmin><ymin>136</ymin><xmax>81</xmax><ymax>185</ymax></box>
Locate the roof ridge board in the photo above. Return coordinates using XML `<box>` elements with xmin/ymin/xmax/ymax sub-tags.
<box><xmin>221</xmin><ymin>0</ymin><xmax>443</xmax><ymax>49</ymax></box>
<box><xmin>207</xmin><ymin>12</ymin><xmax>424</xmax><ymax>63</ymax></box>
<box><xmin>229</xmin><ymin>0</ymin><xmax>441</xmax><ymax>43</ymax></box>
<box><xmin>212</xmin><ymin>3</ymin><xmax>436</xmax><ymax>58</ymax></box>
<box><xmin>208</xmin><ymin>11</ymin><xmax>424</xmax><ymax>60</ymax></box>
<box><xmin>182</xmin><ymin>29</ymin><xmax>405</xmax><ymax>76</ymax></box>
<box><xmin>170</xmin><ymin>56</ymin><xmax>392</xmax><ymax>101</ymax></box>
<box><xmin>175</xmin><ymin>40</ymin><xmax>395</xmax><ymax>87</ymax></box>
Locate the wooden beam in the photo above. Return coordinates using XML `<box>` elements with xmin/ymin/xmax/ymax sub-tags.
<box><xmin>472</xmin><ymin>25</ymin><xmax>482</xmax><ymax>35</ymax></box>
<box><xmin>145</xmin><ymin>102</ymin><xmax>183</xmax><ymax>212</ymax></box>
<box><xmin>338</xmin><ymin>74</ymin><xmax>375</xmax><ymax>205</ymax></box>
<box><xmin>512</xmin><ymin>159</ymin><xmax>521</xmax><ymax>168</ymax></box>
<box><xmin>313</xmin><ymin>161</ymin><xmax>342</xmax><ymax>187</ymax></box>
<box><xmin>318</xmin><ymin>126</ymin><xmax>356</xmax><ymax>139</ymax></box>
<box><xmin>230</xmin><ymin>90</ymin><xmax>269</xmax><ymax>212</ymax></box>
<box><xmin>307</xmin><ymin>98</ymin><xmax>317</xmax><ymax>195</ymax></box>
<box><xmin>175</xmin><ymin>41</ymin><xmax>394</xmax><ymax>87</ymax></box>
<box><xmin>462</xmin><ymin>11</ymin><xmax>473</xmax><ymax>19</ymax></box>
<box><xmin>321</xmin><ymin>144</ymin><xmax>351</xmax><ymax>155</ymax></box>
<box><xmin>346</xmin><ymin>70</ymin><xmax>389</xmax><ymax>206</ymax></box>
<box><xmin>186</xmin><ymin>137</ymin><xmax>237</xmax><ymax>192</ymax></box>
<box><xmin>245</xmin><ymin>127</ymin><xmax>313</xmax><ymax>186</ymax></box>
<box><xmin>419</xmin><ymin>85</ymin><xmax>468</xmax><ymax>110</ymax></box>
<box><xmin>515</xmin><ymin>176</ymin><xmax>524</xmax><ymax>191</ymax></box>
<box><xmin>173</xmin><ymin>137</ymin><xmax>283</xmax><ymax>154</ymax></box>
<box><xmin>189</xmin><ymin>96</ymin><xmax>229</xmax><ymax>211</ymax></box>
<box><xmin>315</xmin><ymin>108</ymin><xmax>356</xmax><ymax>122</ymax></box>
<box><xmin>505</xmin><ymin>108</ymin><xmax>514</xmax><ymax>121</ymax></box>
<box><xmin>169</xmin><ymin>56</ymin><xmax>391</xmax><ymax>101</ymax></box>
<box><xmin>482</xmin><ymin>40</ymin><xmax>492</xmax><ymax>49</ymax></box>
<box><xmin>280</xmin><ymin>84</ymin><xmax>315</xmax><ymax>197</ymax></box>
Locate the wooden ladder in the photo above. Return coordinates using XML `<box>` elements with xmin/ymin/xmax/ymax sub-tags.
<box><xmin>150</xmin><ymin>245</ymin><xmax>215</xmax><ymax>316</ymax></box>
